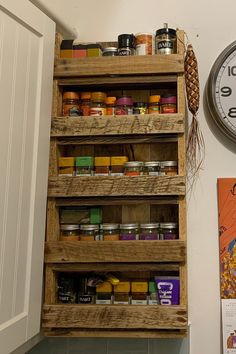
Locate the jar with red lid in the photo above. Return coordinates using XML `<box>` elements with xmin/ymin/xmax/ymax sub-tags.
<box><xmin>115</xmin><ymin>96</ymin><xmax>133</xmax><ymax>115</ymax></box>
<box><xmin>160</xmin><ymin>95</ymin><xmax>177</xmax><ymax>113</ymax></box>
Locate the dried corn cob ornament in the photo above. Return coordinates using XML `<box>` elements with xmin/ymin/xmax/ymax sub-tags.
<box><xmin>184</xmin><ymin>44</ymin><xmax>204</xmax><ymax>187</ymax></box>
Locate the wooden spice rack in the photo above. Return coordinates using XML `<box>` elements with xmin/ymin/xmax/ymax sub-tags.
<box><xmin>42</xmin><ymin>31</ymin><xmax>187</xmax><ymax>338</ymax></box>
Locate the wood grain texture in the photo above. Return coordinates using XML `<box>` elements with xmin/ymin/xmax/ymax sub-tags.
<box><xmin>51</xmin><ymin>114</ymin><xmax>184</xmax><ymax>137</ymax></box>
<box><xmin>44</xmin><ymin>266</ymin><xmax>57</xmax><ymax>305</ymax></box>
<box><xmin>48</xmin><ymin>175</ymin><xmax>186</xmax><ymax>197</ymax></box>
<box><xmin>44</xmin><ymin>240</ymin><xmax>186</xmax><ymax>263</ymax></box>
<box><xmin>54</xmin><ymin>55</ymin><xmax>184</xmax><ymax>78</ymax></box>
<box><xmin>42</xmin><ymin>304</ymin><xmax>187</xmax><ymax>329</ymax></box>
<box><xmin>46</xmin><ymin>198</ymin><xmax>59</xmax><ymax>241</ymax></box>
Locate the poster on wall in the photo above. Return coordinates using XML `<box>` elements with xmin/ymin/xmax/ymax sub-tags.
<box><xmin>218</xmin><ymin>178</ymin><xmax>236</xmax><ymax>353</ymax></box>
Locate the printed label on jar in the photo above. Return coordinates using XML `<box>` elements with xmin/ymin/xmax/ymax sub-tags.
<box><xmin>118</xmin><ymin>48</ymin><xmax>132</xmax><ymax>56</ymax></box>
<box><xmin>90</xmin><ymin>107</ymin><xmax>106</xmax><ymax>116</ymax></box>
<box><xmin>96</xmin><ymin>299</ymin><xmax>112</xmax><ymax>304</ymax></box>
<box><xmin>148</xmin><ymin>171</ymin><xmax>160</xmax><ymax>176</ymax></box>
<box><xmin>148</xmin><ymin>107</ymin><xmax>160</xmax><ymax>114</ymax></box>
<box><xmin>156</xmin><ymin>40</ymin><xmax>174</xmax><ymax>54</ymax></box>
<box><xmin>162</xmin><ymin>106</ymin><xmax>177</xmax><ymax>114</ymax></box>
<box><xmin>139</xmin><ymin>234</ymin><xmax>158</xmax><ymax>240</ymax></box>
<box><xmin>131</xmin><ymin>299</ymin><xmax>148</xmax><ymax>305</ymax></box>
<box><xmin>136</xmin><ymin>44</ymin><xmax>146</xmax><ymax>55</ymax></box>
<box><xmin>124</xmin><ymin>171</ymin><xmax>141</xmax><ymax>176</ymax></box>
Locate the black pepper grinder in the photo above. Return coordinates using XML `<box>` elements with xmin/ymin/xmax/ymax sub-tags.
<box><xmin>118</xmin><ymin>34</ymin><xmax>135</xmax><ymax>56</ymax></box>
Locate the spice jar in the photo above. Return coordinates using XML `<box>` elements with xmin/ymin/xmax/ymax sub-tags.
<box><xmin>78</xmin><ymin>278</ymin><xmax>95</xmax><ymax>304</ymax></box>
<box><xmin>118</xmin><ymin>34</ymin><xmax>135</xmax><ymax>56</ymax></box>
<box><xmin>160</xmin><ymin>95</ymin><xmax>177</xmax><ymax>113</ymax></box>
<box><xmin>60</xmin><ymin>224</ymin><xmax>80</xmax><ymax>241</ymax></box>
<box><xmin>80</xmin><ymin>224</ymin><xmax>99</xmax><ymax>241</ymax></box>
<box><xmin>62</xmin><ymin>92</ymin><xmax>80</xmax><ymax>116</ymax></box>
<box><xmin>110</xmin><ymin>156</ymin><xmax>128</xmax><ymax>176</ymax></box>
<box><xmin>80</xmin><ymin>92</ymin><xmax>91</xmax><ymax>116</ymax></box>
<box><xmin>96</xmin><ymin>281</ymin><xmax>113</xmax><ymax>304</ymax></box>
<box><xmin>135</xmin><ymin>33</ymin><xmax>153</xmax><ymax>55</ymax></box>
<box><xmin>105</xmin><ymin>96</ymin><xmax>116</xmax><ymax>115</ymax></box>
<box><xmin>148</xmin><ymin>281</ymin><xmax>158</xmax><ymax>305</ymax></box>
<box><xmin>139</xmin><ymin>223</ymin><xmax>159</xmax><ymax>240</ymax></box>
<box><xmin>143</xmin><ymin>161</ymin><xmax>161</xmax><ymax>176</ymax></box>
<box><xmin>155</xmin><ymin>23</ymin><xmax>176</xmax><ymax>54</ymax></box>
<box><xmin>159</xmin><ymin>222</ymin><xmax>178</xmax><ymax>240</ymax></box>
<box><xmin>133</xmin><ymin>102</ymin><xmax>148</xmax><ymax>114</ymax></box>
<box><xmin>100</xmin><ymin>223</ymin><xmax>120</xmax><ymax>241</ymax></box>
<box><xmin>131</xmin><ymin>281</ymin><xmax>148</xmax><ymax>305</ymax></box>
<box><xmin>75</xmin><ymin>156</ymin><xmax>94</xmax><ymax>176</ymax></box>
<box><xmin>115</xmin><ymin>96</ymin><xmax>133</xmax><ymax>115</ymax></box>
<box><xmin>94</xmin><ymin>156</ymin><xmax>110</xmax><ymax>175</ymax></box>
<box><xmin>102</xmin><ymin>47</ymin><xmax>118</xmax><ymax>56</ymax></box>
<box><xmin>113</xmin><ymin>281</ymin><xmax>130</xmax><ymax>304</ymax></box>
<box><xmin>124</xmin><ymin>161</ymin><xmax>143</xmax><ymax>176</ymax></box>
<box><xmin>58</xmin><ymin>275</ymin><xmax>76</xmax><ymax>303</ymax></box>
<box><xmin>120</xmin><ymin>223</ymin><xmax>139</xmax><ymax>240</ymax></box>
<box><xmin>90</xmin><ymin>92</ymin><xmax>106</xmax><ymax>116</ymax></box>
<box><xmin>160</xmin><ymin>161</ymin><xmax>178</xmax><ymax>176</ymax></box>
<box><xmin>148</xmin><ymin>95</ymin><xmax>161</xmax><ymax>114</ymax></box>
<box><xmin>58</xmin><ymin>157</ymin><xmax>74</xmax><ymax>176</ymax></box>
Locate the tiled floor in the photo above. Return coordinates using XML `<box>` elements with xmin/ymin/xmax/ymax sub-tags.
<box><xmin>27</xmin><ymin>337</ymin><xmax>189</xmax><ymax>354</ymax></box>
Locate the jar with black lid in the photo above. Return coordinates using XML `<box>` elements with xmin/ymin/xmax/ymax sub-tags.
<box><xmin>118</xmin><ymin>34</ymin><xmax>135</xmax><ymax>56</ymax></box>
<box><xmin>155</xmin><ymin>23</ymin><xmax>176</xmax><ymax>54</ymax></box>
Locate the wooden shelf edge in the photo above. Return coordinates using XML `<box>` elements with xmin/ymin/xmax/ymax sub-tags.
<box><xmin>44</xmin><ymin>240</ymin><xmax>186</xmax><ymax>263</ymax></box>
<box><xmin>51</xmin><ymin>114</ymin><xmax>184</xmax><ymax>137</ymax></box>
<box><xmin>42</xmin><ymin>304</ymin><xmax>187</xmax><ymax>330</ymax></box>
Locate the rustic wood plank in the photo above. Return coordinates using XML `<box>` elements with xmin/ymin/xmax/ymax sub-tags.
<box><xmin>46</xmin><ymin>198</ymin><xmax>59</xmax><ymax>241</ymax></box>
<box><xmin>49</xmin><ymin>138</ymin><xmax>58</xmax><ymax>177</ymax></box>
<box><xmin>42</xmin><ymin>304</ymin><xmax>187</xmax><ymax>329</ymax></box>
<box><xmin>44</xmin><ymin>266</ymin><xmax>57</xmax><ymax>305</ymax></box>
<box><xmin>51</xmin><ymin>114</ymin><xmax>184</xmax><ymax>137</ymax></box>
<box><xmin>177</xmin><ymin>30</ymin><xmax>185</xmax><ymax>56</ymax></box>
<box><xmin>43</xmin><ymin>328</ymin><xmax>187</xmax><ymax>338</ymax></box>
<box><xmin>44</xmin><ymin>240</ymin><xmax>186</xmax><ymax>263</ymax></box>
<box><xmin>54</xmin><ymin>32</ymin><xmax>64</xmax><ymax>60</ymax></box>
<box><xmin>48</xmin><ymin>175</ymin><xmax>185</xmax><ymax>197</ymax></box>
<box><xmin>54</xmin><ymin>54</ymin><xmax>184</xmax><ymax>78</ymax></box>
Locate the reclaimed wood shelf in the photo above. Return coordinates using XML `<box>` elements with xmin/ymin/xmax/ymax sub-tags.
<box><xmin>48</xmin><ymin>175</ymin><xmax>185</xmax><ymax>197</ymax></box>
<box><xmin>51</xmin><ymin>114</ymin><xmax>184</xmax><ymax>137</ymax></box>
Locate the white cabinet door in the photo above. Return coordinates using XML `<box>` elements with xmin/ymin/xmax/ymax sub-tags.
<box><xmin>0</xmin><ymin>1</ymin><xmax>55</xmax><ymax>353</ymax></box>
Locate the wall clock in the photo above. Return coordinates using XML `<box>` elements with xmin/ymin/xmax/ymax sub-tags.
<box><xmin>207</xmin><ymin>40</ymin><xmax>236</xmax><ymax>142</ymax></box>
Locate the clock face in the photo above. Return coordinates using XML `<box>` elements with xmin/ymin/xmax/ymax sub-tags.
<box><xmin>207</xmin><ymin>41</ymin><xmax>236</xmax><ymax>142</ymax></box>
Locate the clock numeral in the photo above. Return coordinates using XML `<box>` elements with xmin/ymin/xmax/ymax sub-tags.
<box><xmin>228</xmin><ymin>66</ymin><xmax>236</xmax><ymax>76</ymax></box>
<box><xmin>221</xmin><ymin>86</ymin><xmax>232</xmax><ymax>97</ymax></box>
<box><xmin>228</xmin><ymin>107</ymin><xmax>236</xmax><ymax>118</ymax></box>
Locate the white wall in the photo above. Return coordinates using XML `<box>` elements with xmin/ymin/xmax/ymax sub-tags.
<box><xmin>31</xmin><ymin>1</ymin><xmax>236</xmax><ymax>353</ymax></box>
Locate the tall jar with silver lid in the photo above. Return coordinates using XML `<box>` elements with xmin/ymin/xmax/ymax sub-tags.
<box><xmin>155</xmin><ymin>23</ymin><xmax>176</xmax><ymax>54</ymax></box>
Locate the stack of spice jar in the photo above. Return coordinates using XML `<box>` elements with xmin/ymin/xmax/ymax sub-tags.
<box><xmin>58</xmin><ymin>157</ymin><xmax>178</xmax><ymax>177</ymax></box>
<box><xmin>62</xmin><ymin>91</ymin><xmax>177</xmax><ymax>117</ymax></box>
<box><xmin>60</xmin><ymin>222</ymin><xmax>178</xmax><ymax>242</ymax></box>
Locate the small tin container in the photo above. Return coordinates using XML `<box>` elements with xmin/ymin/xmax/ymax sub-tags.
<box><xmin>100</xmin><ymin>223</ymin><xmax>120</xmax><ymax>241</ymax></box>
<box><xmin>60</xmin><ymin>224</ymin><xmax>80</xmax><ymax>241</ymax></box>
<box><xmin>124</xmin><ymin>161</ymin><xmax>143</xmax><ymax>176</ymax></box>
<box><xmin>155</xmin><ymin>23</ymin><xmax>176</xmax><ymax>55</ymax></box>
<box><xmin>102</xmin><ymin>47</ymin><xmax>118</xmax><ymax>56</ymax></box>
<box><xmin>110</xmin><ymin>156</ymin><xmax>128</xmax><ymax>176</ymax></box>
<box><xmin>75</xmin><ymin>156</ymin><xmax>94</xmax><ymax>176</ymax></box>
<box><xmin>58</xmin><ymin>157</ymin><xmax>74</xmax><ymax>176</ymax></box>
<box><xmin>94</xmin><ymin>156</ymin><xmax>110</xmax><ymax>175</ymax></box>
<box><xmin>80</xmin><ymin>224</ymin><xmax>99</xmax><ymax>241</ymax></box>
<box><xmin>160</xmin><ymin>95</ymin><xmax>177</xmax><ymax>113</ymax></box>
<box><xmin>115</xmin><ymin>96</ymin><xmax>133</xmax><ymax>115</ymax></box>
<box><xmin>120</xmin><ymin>223</ymin><xmax>139</xmax><ymax>240</ymax></box>
<box><xmin>160</xmin><ymin>161</ymin><xmax>178</xmax><ymax>176</ymax></box>
<box><xmin>143</xmin><ymin>161</ymin><xmax>161</xmax><ymax>176</ymax></box>
<box><xmin>133</xmin><ymin>102</ymin><xmax>148</xmax><ymax>114</ymax></box>
<box><xmin>135</xmin><ymin>33</ymin><xmax>153</xmax><ymax>55</ymax></box>
<box><xmin>113</xmin><ymin>281</ymin><xmax>130</xmax><ymax>304</ymax></box>
<box><xmin>96</xmin><ymin>281</ymin><xmax>113</xmax><ymax>304</ymax></box>
<box><xmin>159</xmin><ymin>222</ymin><xmax>178</xmax><ymax>240</ymax></box>
<box><xmin>139</xmin><ymin>223</ymin><xmax>159</xmax><ymax>240</ymax></box>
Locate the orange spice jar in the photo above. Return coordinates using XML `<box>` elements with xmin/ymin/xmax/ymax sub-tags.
<box><xmin>58</xmin><ymin>157</ymin><xmax>75</xmax><ymax>176</ymax></box>
<box><xmin>62</xmin><ymin>92</ymin><xmax>80</xmax><ymax>116</ymax></box>
<box><xmin>135</xmin><ymin>33</ymin><xmax>153</xmax><ymax>55</ymax></box>
<box><xmin>80</xmin><ymin>224</ymin><xmax>99</xmax><ymax>241</ymax></box>
<box><xmin>60</xmin><ymin>224</ymin><xmax>80</xmax><ymax>241</ymax></box>
<box><xmin>100</xmin><ymin>223</ymin><xmax>120</xmax><ymax>241</ymax></box>
<box><xmin>80</xmin><ymin>92</ymin><xmax>91</xmax><ymax>116</ymax></box>
<box><xmin>148</xmin><ymin>95</ymin><xmax>161</xmax><ymax>114</ymax></box>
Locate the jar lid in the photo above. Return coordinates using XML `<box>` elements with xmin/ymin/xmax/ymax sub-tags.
<box><xmin>155</xmin><ymin>27</ymin><xmax>176</xmax><ymax>37</ymax></box>
<box><xmin>160</xmin><ymin>222</ymin><xmax>178</xmax><ymax>229</ymax></box>
<box><xmin>81</xmin><ymin>92</ymin><xmax>91</xmax><ymax>100</ymax></box>
<box><xmin>120</xmin><ymin>223</ymin><xmax>139</xmax><ymax>229</ymax></box>
<box><xmin>105</xmin><ymin>96</ymin><xmax>116</xmax><ymax>105</ymax></box>
<box><xmin>94</xmin><ymin>156</ymin><xmax>110</xmax><ymax>166</ymax></box>
<box><xmin>91</xmin><ymin>92</ymin><xmax>106</xmax><ymax>102</ymax></box>
<box><xmin>80</xmin><ymin>224</ymin><xmax>99</xmax><ymax>230</ymax></box>
<box><xmin>118</xmin><ymin>34</ymin><xmax>135</xmax><ymax>48</ymax></box>
<box><xmin>124</xmin><ymin>161</ymin><xmax>143</xmax><ymax>167</ymax></box>
<box><xmin>63</xmin><ymin>91</ymin><xmax>79</xmax><ymax>100</ymax></box>
<box><xmin>161</xmin><ymin>160</ymin><xmax>177</xmax><ymax>167</ymax></box>
<box><xmin>144</xmin><ymin>161</ymin><xmax>161</xmax><ymax>167</ymax></box>
<box><xmin>58</xmin><ymin>157</ymin><xmax>74</xmax><ymax>167</ymax></box>
<box><xmin>133</xmin><ymin>102</ymin><xmax>148</xmax><ymax>107</ymax></box>
<box><xmin>103</xmin><ymin>47</ymin><xmax>118</xmax><ymax>53</ymax></box>
<box><xmin>116</xmin><ymin>96</ymin><xmax>133</xmax><ymax>106</ymax></box>
<box><xmin>100</xmin><ymin>223</ymin><xmax>119</xmax><ymax>230</ymax></box>
<box><xmin>111</xmin><ymin>156</ymin><xmax>128</xmax><ymax>165</ymax></box>
<box><xmin>60</xmin><ymin>224</ymin><xmax>79</xmax><ymax>230</ymax></box>
<box><xmin>135</xmin><ymin>32</ymin><xmax>153</xmax><ymax>37</ymax></box>
<box><xmin>140</xmin><ymin>223</ymin><xmax>159</xmax><ymax>228</ymax></box>
<box><xmin>149</xmin><ymin>95</ymin><xmax>161</xmax><ymax>103</ymax></box>
<box><xmin>160</xmin><ymin>95</ymin><xmax>177</xmax><ymax>104</ymax></box>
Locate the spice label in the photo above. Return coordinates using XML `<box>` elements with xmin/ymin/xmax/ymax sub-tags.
<box><xmin>96</xmin><ymin>299</ymin><xmax>112</xmax><ymax>304</ymax></box>
<box><xmin>110</xmin><ymin>173</ymin><xmax>123</xmax><ymax>176</ymax></box>
<box><xmin>113</xmin><ymin>301</ymin><xmax>129</xmax><ymax>305</ymax></box>
<box><xmin>136</xmin><ymin>44</ymin><xmax>146</xmax><ymax>55</ymax></box>
<box><xmin>148</xmin><ymin>172</ymin><xmax>160</xmax><ymax>176</ymax></box>
<box><xmin>148</xmin><ymin>299</ymin><xmax>158</xmax><ymax>305</ymax></box>
<box><xmin>90</xmin><ymin>107</ymin><xmax>106</xmax><ymax>116</ymax></box>
<box><xmin>131</xmin><ymin>299</ymin><xmax>148</xmax><ymax>305</ymax></box>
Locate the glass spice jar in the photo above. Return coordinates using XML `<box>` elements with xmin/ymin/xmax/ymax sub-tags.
<box><xmin>96</xmin><ymin>281</ymin><xmax>113</xmax><ymax>304</ymax></box>
<box><xmin>113</xmin><ymin>281</ymin><xmax>130</xmax><ymax>304</ymax></box>
<box><xmin>80</xmin><ymin>92</ymin><xmax>91</xmax><ymax>116</ymax></box>
<box><xmin>94</xmin><ymin>156</ymin><xmax>110</xmax><ymax>175</ymax></box>
<box><xmin>62</xmin><ymin>91</ymin><xmax>80</xmax><ymax>116</ymax></box>
<box><xmin>118</xmin><ymin>34</ymin><xmax>135</xmax><ymax>56</ymax></box>
<box><xmin>160</xmin><ymin>95</ymin><xmax>177</xmax><ymax>113</ymax></box>
<box><xmin>148</xmin><ymin>281</ymin><xmax>158</xmax><ymax>305</ymax></box>
<box><xmin>102</xmin><ymin>47</ymin><xmax>118</xmax><ymax>56</ymax></box>
<box><xmin>124</xmin><ymin>161</ymin><xmax>143</xmax><ymax>176</ymax></box>
<box><xmin>110</xmin><ymin>156</ymin><xmax>128</xmax><ymax>176</ymax></box>
<box><xmin>100</xmin><ymin>223</ymin><xmax>120</xmax><ymax>241</ymax></box>
<box><xmin>90</xmin><ymin>92</ymin><xmax>106</xmax><ymax>116</ymax></box>
<box><xmin>58</xmin><ymin>275</ymin><xmax>77</xmax><ymax>304</ymax></box>
<box><xmin>75</xmin><ymin>156</ymin><xmax>94</xmax><ymax>176</ymax></box>
<box><xmin>120</xmin><ymin>223</ymin><xmax>139</xmax><ymax>240</ymax></box>
<box><xmin>80</xmin><ymin>224</ymin><xmax>99</xmax><ymax>241</ymax></box>
<box><xmin>139</xmin><ymin>223</ymin><xmax>159</xmax><ymax>240</ymax></box>
<box><xmin>115</xmin><ymin>96</ymin><xmax>133</xmax><ymax>115</ymax></box>
<box><xmin>160</xmin><ymin>161</ymin><xmax>178</xmax><ymax>176</ymax></box>
<box><xmin>131</xmin><ymin>281</ymin><xmax>148</xmax><ymax>305</ymax></box>
<box><xmin>58</xmin><ymin>157</ymin><xmax>75</xmax><ymax>176</ymax></box>
<box><xmin>135</xmin><ymin>33</ymin><xmax>153</xmax><ymax>55</ymax></box>
<box><xmin>143</xmin><ymin>161</ymin><xmax>161</xmax><ymax>176</ymax></box>
<box><xmin>60</xmin><ymin>224</ymin><xmax>80</xmax><ymax>241</ymax></box>
<box><xmin>159</xmin><ymin>222</ymin><xmax>178</xmax><ymax>240</ymax></box>
<box><xmin>133</xmin><ymin>102</ymin><xmax>148</xmax><ymax>114</ymax></box>
<box><xmin>155</xmin><ymin>23</ymin><xmax>177</xmax><ymax>55</ymax></box>
<box><xmin>148</xmin><ymin>95</ymin><xmax>161</xmax><ymax>114</ymax></box>
<box><xmin>105</xmin><ymin>96</ymin><xmax>116</xmax><ymax>115</ymax></box>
